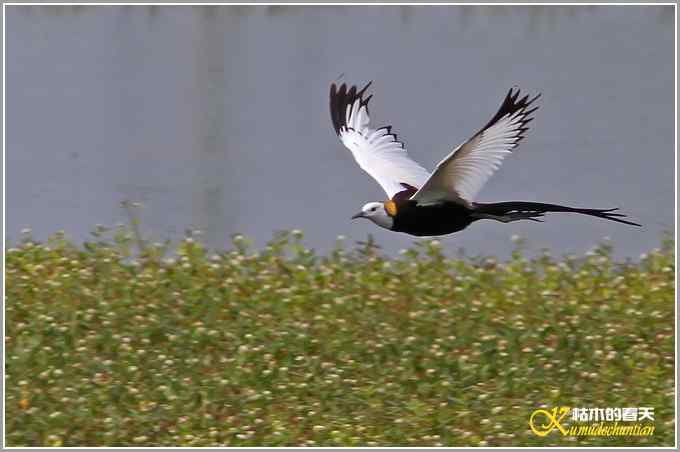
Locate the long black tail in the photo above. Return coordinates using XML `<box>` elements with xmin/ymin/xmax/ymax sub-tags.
<box><xmin>473</xmin><ymin>201</ymin><xmax>641</xmax><ymax>227</ymax></box>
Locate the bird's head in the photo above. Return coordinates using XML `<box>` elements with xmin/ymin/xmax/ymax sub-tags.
<box><xmin>351</xmin><ymin>201</ymin><xmax>394</xmax><ymax>230</ymax></box>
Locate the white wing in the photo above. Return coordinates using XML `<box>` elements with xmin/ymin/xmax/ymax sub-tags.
<box><xmin>411</xmin><ymin>88</ymin><xmax>540</xmax><ymax>206</ymax></box>
<box><xmin>330</xmin><ymin>82</ymin><xmax>430</xmax><ymax>199</ymax></box>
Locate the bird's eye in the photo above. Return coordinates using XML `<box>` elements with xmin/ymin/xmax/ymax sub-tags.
<box><xmin>371</xmin><ymin>207</ymin><xmax>377</xmax><ymax>212</ymax></box>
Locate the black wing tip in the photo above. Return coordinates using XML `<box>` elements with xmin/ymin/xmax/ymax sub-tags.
<box><xmin>329</xmin><ymin>80</ymin><xmax>374</xmax><ymax>135</ymax></box>
<box><xmin>357</xmin><ymin>80</ymin><xmax>373</xmax><ymax>97</ymax></box>
<box><xmin>333</xmin><ymin>80</ymin><xmax>372</xmax><ymax>94</ymax></box>
<box><xmin>478</xmin><ymin>86</ymin><xmax>542</xmax><ymax>148</ymax></box>
<box><xmin>500</xmin><ymin>86</ymin><xmax>541</xmax><ymax>118</ymax></box>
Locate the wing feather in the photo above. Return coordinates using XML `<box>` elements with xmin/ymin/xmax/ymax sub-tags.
<box><xmin>411</xmin><ymin>88</ymin><xmax>540</xmax><ymax>205</ymax></box>
<box><xmin>330</xmin><ymin>82</ymin><xmax>430</xmax><ymax>199</ymax></box>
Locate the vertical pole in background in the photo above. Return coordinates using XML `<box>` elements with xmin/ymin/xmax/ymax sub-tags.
<box><xmin>191</xmin><ymin>6</ymin><xmax>228</xmax><ymax>247</ymax></box>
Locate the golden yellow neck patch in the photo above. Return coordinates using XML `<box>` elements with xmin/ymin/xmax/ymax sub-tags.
<box><xmin>384</xmin><ymin>200</ymin><xmax>398</xmax><ymax>217</ymax></box>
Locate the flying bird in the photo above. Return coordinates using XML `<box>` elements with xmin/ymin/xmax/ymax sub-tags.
<box><xmin>329</xmin><ymin>82</ymin><xmax>640</xmax><ymax>236</ymax></box>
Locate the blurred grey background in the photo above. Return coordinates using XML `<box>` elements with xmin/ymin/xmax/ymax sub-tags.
<box><xmin>6</xmin><ymin>5</ymin><xmax>674</xmax><ymax>258</ymax></box>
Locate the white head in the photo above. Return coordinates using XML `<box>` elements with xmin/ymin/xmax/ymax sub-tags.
<box><xmin>351</xmin><ymin>201</ymin><xmax>394</xmax><ymax>230</ymax></box>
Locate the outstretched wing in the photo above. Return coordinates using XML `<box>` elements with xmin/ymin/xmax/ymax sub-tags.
<box><xmin>330</xmin><ymin>82</ymin><xmax>431</xmax><ymax>199</ymax></box>
<box><xmin>411</xmin><ymin>88</ymin><xmax>540</xmax><ymax>206</ymax></box>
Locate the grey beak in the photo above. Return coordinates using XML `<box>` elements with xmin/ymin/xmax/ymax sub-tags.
<box><xmin>351</xmin><ymin>212</ymin><xmax>364</xmax><ymax>220</ymax></box>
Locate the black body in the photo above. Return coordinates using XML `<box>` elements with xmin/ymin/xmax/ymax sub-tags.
<box><xmin>392</xmin><ymin>201</ymin><xmax>474</xmax><ymax>236</ymax></box>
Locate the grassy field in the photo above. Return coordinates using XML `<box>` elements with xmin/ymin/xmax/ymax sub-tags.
<box><xmin>5</xmin><ymin>227</ymin><xmax>675</xmax><ymax>446</ymax></box>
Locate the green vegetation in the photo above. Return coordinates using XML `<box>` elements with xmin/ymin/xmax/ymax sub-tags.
<box><xmin>5</xmin><ymin>227</ymin><xmax>675</xmax><ymax>446</ymax></box>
